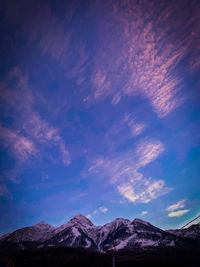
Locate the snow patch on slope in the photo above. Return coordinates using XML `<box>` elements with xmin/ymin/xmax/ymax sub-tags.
<box><xmin>116</xmin><ymin>234</ymin><xmax>137</xmax><ymax>249</ymax></box>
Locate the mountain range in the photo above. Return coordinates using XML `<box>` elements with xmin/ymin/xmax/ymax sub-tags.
<box><xmin>0</xmin><ymin>214</ymin><xmax>199</xmax><ymax>252</ymax></box>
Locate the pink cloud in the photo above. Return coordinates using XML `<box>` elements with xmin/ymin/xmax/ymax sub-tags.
<box><xmin>117</xmin><ymin>172</ymin><xmax>171</xmax><ymax>204</ymax></box>
<box><xmin>85</xmin><ymin>1</ymin><xmax>198</xmax><ymax>118</ymax></box>
<box><xmin>59</xmin><ymin>143</ymin><xmax>71</xmax><ymax>166</ymax></box>
<box><xmin>111</xmin><ymin>93</ymin><xmax>121</xmax><ymax>105</ymax></box>
<box><xmin>26</xmin><ymin>114</ymin><xmax>71</xmax><ymax>165</ymax></box>
<box><xmin>13</xmin><ymin>135</ymin><xmax>37</xmax><ymax>161</ymax></box>
<box><xmin>105</xmin><ymin>113</ymin><xmax>147</xmax><ymax>148</ymax></box>
<box><xmin>123</xmin><ymin>114</ymin><xmax>146</xmax><ymax>138</ymax></box>
<box><xmin>87</xmin><ymin>138</ymin><xmax>171</xmax><ymax>203</ymax></box>
<box><xmin>135</xmin><ymin>139</ymin><xmax>164</xmax><ymax>168</ymax></box>
<box><xmin>93</xmin><ymin>71</ymin><xmax>111</xmax><ymax>99</ymax></box>
<box><xmin>24</xmin><ymin>113</ymin><xmax>60</xmax><ymax>143</ymax></box>
<box><xmin>0</xmin><ymin>124</ymin><xmax>37</xmax><ymax>162</ymax></box>
<box><xmin>23</xmin><ymin>113</ymin><xmax>71</xmax><ymax>166</ymax></box>
<box><xmin>0</xmin><ymin>68</ymin><xmax>71</xmax><ymax>166</ymax></box>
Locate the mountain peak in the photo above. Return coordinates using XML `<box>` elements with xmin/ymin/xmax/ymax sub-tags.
<box><xmin>35</xmin><ymin>220</ymin><xmax>49</xmax><ymax>226</ymax></box>
<box><xmin>1</xmin><ymin>215</ymin><xmax>199</xmax><ymax>251</ymax></box>
<box><xmin>132</xmin><ymin>218</ymin><xmax>150</xmax><ymax>226</ymax></box>
<box><xmin>114</xmin><ymin>217</ymin><xmax>130</xmax><ymax>222</ymax></box>
<box><xmin>34</xmin><ymin>221</ymin><xmax>53</xmax><ymax>229</ymax></box>
<box><xmin>69</xmin><ymin>214</ymin><xmax>93</xmax><ymax>226</ymax></box>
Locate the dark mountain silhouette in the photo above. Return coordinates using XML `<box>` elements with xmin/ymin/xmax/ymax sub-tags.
<box><xmin>0</xmin><ymin>214</ymin><xmax>199</xmax><ymax>252</ymax></box>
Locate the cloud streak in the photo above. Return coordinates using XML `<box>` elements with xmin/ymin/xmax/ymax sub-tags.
<box><xmin>87</xmin><ymin>206</ymin><xmax>108</xmax><ymax>219</ymax></box>
<box><xmin>0</xmin><ymin>68</ymin><xmax>71</xmax><ymax>166</ymax></box>
<box><xmin>168</xmin><ymin>209</ymin><xmax>190</xmax><ymax>218</ymax></box>
<box><xmin>166</xmin><ymin>199</ymin><xmax>186</xmax><ymax>212</ymax></box>
<box><xmin>87</xmin><ymin>138</ymin><xmax>171</xmax><ymax>203</ymax></box>
<box><xmin>105</xmin><ymin>113</ymin><xmax>147</xmax><ymax>145</ymax></box>
<box><xmin>23</xmin><ymin>113</ymin><xmax>71</xmax><ymax>166</ymax></box>
<box><xmin>99</xmin><ymin>206</ymin><xmax>108</xmax><ymax>214</ymax></box>
<box><xmin>141</xmin><ymin>211</ymin><xmax>148</xmax><ymax>215</ymax></box>
<box><xmin>0</xmin><ymin>123</ymin><xmax>37</xmax><ymax>162</ymax></box>
<box><xmin>84</xmin><ymin>1</ymin><xmax>199</xmax><ymax>118</ymax></box>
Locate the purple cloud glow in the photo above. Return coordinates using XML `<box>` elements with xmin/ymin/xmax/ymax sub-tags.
<box><xmin>87</xmin><ymin>138</ymin><xmax>171</xmax><ymax>203</ymax></box>
<box><xmin>0</xmin><ymin>68</ymin><xmax>71</xmax><ymax>166</ymax></box>
<box><xmin>0</xmin><ymin>0</ymin><xmax>199</xmax><ymax>234</ymax></box>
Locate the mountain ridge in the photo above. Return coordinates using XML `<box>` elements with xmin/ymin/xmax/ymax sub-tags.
<box><xmin>0</xmin><ymin>214</ymin><xmax>199</xmax><ymax>252</ymax></box>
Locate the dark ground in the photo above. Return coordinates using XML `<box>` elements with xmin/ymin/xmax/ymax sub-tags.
<box><xmin>0</xmin><ymin>246</ymin><xmax>200</xmax><ymax>267</ymax></box>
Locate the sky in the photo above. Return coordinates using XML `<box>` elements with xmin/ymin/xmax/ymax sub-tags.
<box><xmin>0</xmin><ymin>0</ymin><xmax>200</xmax><ymax>235</ymax></box>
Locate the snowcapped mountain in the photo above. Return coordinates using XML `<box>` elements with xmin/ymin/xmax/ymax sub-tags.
<box><xmin>167</xmin><ymin>222</ymin><xmax>200</xmax><ymax>242</ymax></box>
<box><xmin>92</xmin><ymin>218</ymin><xmax>189</xmax><ymax>251</ymax></box>
<box><xmin>0</xmin><ymin>221</ymin><xmax>57</xmax><ymax>242</ymax></box>
<box><xmin>0</xmin><ymin>215</ymin><xmax>199</xmax><ymax>252</ymax></box>
<box><xmin>45</xmin><ymin>214</ymin><xmax>98</xmax><ymax>250</ymax></box>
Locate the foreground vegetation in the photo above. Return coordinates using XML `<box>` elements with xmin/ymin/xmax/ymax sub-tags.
<box><xmin>0</xmin><ymin>246</ymin><xmax>200</xmax><ymax>267</ymax></box>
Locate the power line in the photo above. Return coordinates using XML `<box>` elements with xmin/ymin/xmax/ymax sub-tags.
<box><xmin>181</xmin><ymin>215</ymin><xmax>200</xmax><ymax>229</ymax></box>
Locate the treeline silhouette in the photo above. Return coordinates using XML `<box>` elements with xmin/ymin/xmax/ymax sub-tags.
<box><xmin>1</xmin><ymin>246</ymin><xmax>200</xmax><ymax>267</ymax></box>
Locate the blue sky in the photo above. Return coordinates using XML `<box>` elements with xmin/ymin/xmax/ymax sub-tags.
<box><xmin>0</xmin><ymin>0</ymin><xmax>200</xmax><ymax>235</ymax></box>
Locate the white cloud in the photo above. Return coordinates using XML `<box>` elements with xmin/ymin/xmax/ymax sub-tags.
<box><xmin>118</xmin><ymin>179</ymin><xmax>170</xmax><ymax>203</ymax></box>
<box><xmin>168</xmin><ymin>209</ymin><xmax>190</xmax><ymax>217</ymax></box>
<box><xmin>92</xmin><ymin>206</ymin><xmax>108</xmax><ymax>216</ymax></box>
<box><xmin>135</xmin><ymin>139</ymin><xmax>164</xmax><ymax>168</ymax></box>
<box><xmin>99</xmin><ymin>206</ymin><xmax>108</xmax><ymax>213</ymax></box>
<box><xmin>87</xmin><ymin>138</ymin><xmax>171</xmax><ymax>204</ymax></box>
<box><xmin>166</xmin><ymin>199</ymin><xmax>186</xmax><ymax>212</ymax></box>
<box><xmin>144</xmin><ymin>180</ymin><xmax>167</xmax><ymax>201</ymax></box>
<box><xmin>86</xmin><ymin>214</ymin><xmax>92</xmax><ymax>219</ymax></box>
<box><xmin>117</xmin><ymin>183</ymin><xmax>138</xmax><ymax>202</ymax></box>
<box><xmin>141</xmin><ymin>211</ymin><xmax>148</xmax><ymax>215</ymax></box>
<box><xmin>93</xmin><ymin>210</ymin><xmax>98</xmax><ymax>215</ymax></box>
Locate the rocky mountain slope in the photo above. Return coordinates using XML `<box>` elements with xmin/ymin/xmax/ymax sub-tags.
<box><xmin>167</xmin><ymin>223</ymin><xmax>200</xmax><ymax>242</ymax></box>
<box><xmin>0</xmin><ymin>214</ymin><xmax>199</xmax><ymax>252</ymax></box>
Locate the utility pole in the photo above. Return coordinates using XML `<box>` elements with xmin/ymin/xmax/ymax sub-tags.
<box><xmin>112</xmin><ymin>256</ymin><xmax>115</xmax><ymax>267</ymax></box>
<box><xmin>112</xmin><ymin>247</ymin><xmax>118</xmax><ymax>267</ymax></box>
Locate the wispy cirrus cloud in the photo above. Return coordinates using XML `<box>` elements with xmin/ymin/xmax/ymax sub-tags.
<box><xmin>0</xmin><ymin>68</ymin><xmax>71</xmax><ymax>166</ymax></box>
<box><xmin>84</xmin><ymin>1</ymin><xmax>199</xmax><ymax>118</ymax></box>
<box><xmin>135</xmin><ymin>139</ymin><xmax>164</xmax><ymax>169</ymax></box>
<box><xmin>117</xmin><ymin>179</ymin><xmax>168</xmax><ymax>204</ymax></box>
<box><xmin>0</xmin><ymin>123</ymin><xmax>37</xmax><ymax>162</ymax></box>
<box><xmin>87</xmin><ymin>138</ymin><xmax>171</xmax><ymax>203</ymax></box>
<box><xmin>105</xmin><ymin>113</ymin><xmax>147</xmax><ymax>146</ymax></box>
<box><xmin>99</xmin><ymin>206</ymin><xmax>108</xmax><ymax>214</ymax></box>
<box><xmin>86</xmin><ymin>214</ymin><xmax>92</xmax><ymax>219</ymax></box>
<box><xmin>166</xmin><ymin>199</ymin><xmax>186</xmax><ymax>212</ymax></box>
<box><xmin>22</xmin><ymin>113</ymin><xmax>71</xmax><ymax>166</ymax></box>
<box><xmin>86</xmin><ymin>206</ymin><xmax>108</xmax><ymax>220</ymax></box>
<box><xmin>141</xmin><ymin>211</ymin><xmax>148</xmax><ymax>215</ymax></box>
<box><xmin>166</xmin><ymin>200</ymin><xmax>190</xmax><ymax>218</ymax></box>
<box><xmin>168</xmin><ymin>209</ymin><xmax>190</xmax><ymax>218</ymax></box>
